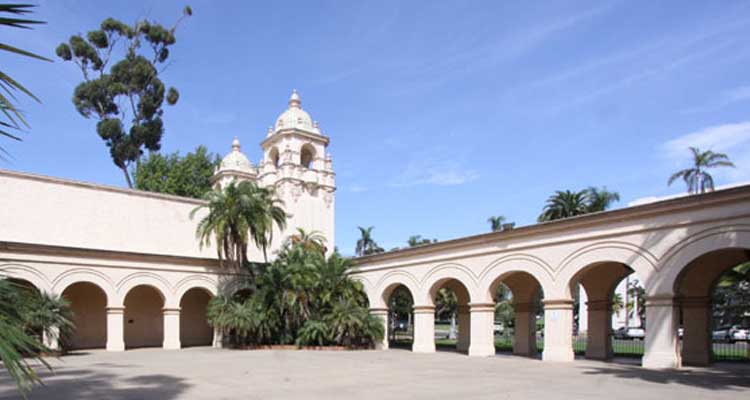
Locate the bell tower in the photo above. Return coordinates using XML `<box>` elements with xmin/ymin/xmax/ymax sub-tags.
<box><xmin>257</xmin><ymin>90</ymin><xmax>336</xmax><ymax>254</ymax></box>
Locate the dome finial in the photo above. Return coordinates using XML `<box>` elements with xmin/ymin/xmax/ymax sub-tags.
<box><xmin>232</xmin><ymin>136</ymin><xmax>241</xmax><ymax>151</ymax></box>
<box><xmin>289</xmin><ymin>89</ymin><xmax>301</xmax><ymax>108</ymax></box>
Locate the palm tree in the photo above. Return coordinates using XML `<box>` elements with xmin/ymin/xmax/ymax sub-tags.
<box><xmin>538</xmin><ymin>190</ymin><xmax>589</xmax><ymax>222</ymax></box>
<box><xmin>487</xmin><ymin>216</ymin><xmax>506</xmax><ymax>232</ymax></box>
<box><xmin>585</xmin><ymin>186</ymin><xmax>620</xmax><ymax>213</ymax></box>
<box><xmin>668</xmin><ymin>147</ymin><xmax>736</xmax><ymax>194</ymax></box>
<box><xmin>0</xmin><ymin>279</ymin><xmax>49</xmax><ymax>395</ymax></box>
<box><xmin>355</xmin><ymin>226</ymin><xmax>384</xmax><ymax>256</ymax></box>
<box><xmin>192</xmin><ymin>181</ymin><xmax>287</xmax><ymax>268</ymax></box>
<box><xmin>0</xmin><ymin>4</ymin><xmax>51</xmax><ymax>156</ymax></box>
<box><xmin>286</xmin><ymin>228</ymin><xmax>327</xmax><ymax>254</ymax></box>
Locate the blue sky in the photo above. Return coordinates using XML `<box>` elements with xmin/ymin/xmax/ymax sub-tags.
<box><xmin>5</xmin><ymin>1</ymin><xmax>750</xmax><ymax>255</ymax></box>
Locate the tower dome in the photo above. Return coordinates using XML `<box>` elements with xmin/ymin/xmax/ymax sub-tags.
<box><xmin>273</xmin><ymin>90</ymin><xmax>320</xmax><ymax>134</ymax></box>
<box><xmin>218</xmin><ymin>137</ymin><xmax>254</xmax><ymax>174</ymax></box>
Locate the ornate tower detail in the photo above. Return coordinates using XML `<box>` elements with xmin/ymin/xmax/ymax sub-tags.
<box><xmin>211</xmin><ymin>90</ymin><xmax>336</xmax><ymax>259</ymax></box>
<box><xmin>211</xmin><ymin>137</ymin><xmax>257</xmax><ymax>190</ymax></box>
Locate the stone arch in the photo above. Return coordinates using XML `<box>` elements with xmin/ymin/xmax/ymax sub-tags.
<box><xmin>477</xmin><ymin>254</ymin><xmax>554</xmax><ymax>303</ymax></box>
<box><xmin>373</xmin><ymin>271</ymin><xmax>420</xmax><ymax>309</ymax></box>
<box><xmin>123</xmin><ymin>284</ymin><xmax>166</xmax><ymax>349</ymax></box>
<box><xmin>300</xmin><ymin>143</ymin><xmax>316</xmax><ymax>169</ymax></box>
<box><xmin>174</xmin><ymin>275</ymin><xmax>217</xmax><ymax>304</ymax></box>
<box><xmin>419</xmin><ymin>263</ymin><xmax>477</xmax><ymax>306</ymax></box>
<box><xmin>269</xmin><ymin>146</ymin><xmax>280</xmax><ymax>167</ymax></box>
<box><xmin>115</xmin><ymin>272</ymin><xmax>173</xmax><ymax>307</ymax></box>
<box><xmin>0</xmin><ymin>263</ymin><xmax>51</xmax><ymax>293</ymax></box>
<box><xmin>556</xmin><ymin>241</ymin><xmax>658</xmax><ymax>298</ymax></box>
<box><xmin>179</xmin><ymin>286</ymin><xmax>215</xmax><ymax>347</ymax></box>
<box><xmin>52</xmin><ymin>268</ymin><xmax>115</xmax><ymax>306</ymax></box>
<box><xmin>61</xmin><ymin>281</ymin><xmax>109</xmax><ymax>349</ymax></box>
<box><xmin>650</xmin><ymin>225</ymin><xmax>750</xmax><ymax>296</ymax></box>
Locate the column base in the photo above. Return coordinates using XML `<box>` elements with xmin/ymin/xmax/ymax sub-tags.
<box><xmin>468</xmin><ymin>344</ymin><xmax>495</xmax><ymax>357</ymax></box>
<box><xmin>412</xmin><ymin>342</ymin><xmax>435</xmax><ymax>353</ymax></box>
<box><xmin>106</xmin><ymin>342</ymin><xmax>125</xmax><ymax>352</ymax></box>
<box><xmin>642</xmin><ymin>352</ymin><xmax>681</xmax><ymax>369</ymax></box>
<box><xmin>375</xmin><ymin>340</ymin><xmax>389</xmax><ymax>350</ymax></box>
<box><xmin>542</xmin><ymin>347</ymin><xmax>575</xmax><ymax>362</ymax></box>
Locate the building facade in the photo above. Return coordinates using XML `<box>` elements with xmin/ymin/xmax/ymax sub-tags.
<box><xmin>0</xmin><ymin>91</ymin><xmax>335</xmax><ymax>351</ymax></box>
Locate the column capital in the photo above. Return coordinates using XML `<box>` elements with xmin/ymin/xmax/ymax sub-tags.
<box><xmin>369</xmin><ymin>307</ymin><xmax>389</xmax><ymax>314</ymax></box>
<box><xmin>106</xmin><ymin>306</ymin><xmax>125</xmax><ymax>313</ymax></box>
<box><xmin>162</xmin><ymin>307</ymin><xmax>181</xmax><ymax>315</ymax></box>
<box><xmin>543</xmin><ymin>299</ymin><xmax>574</xmax><ymax>310</ymax></box>
<box><xmin>413</xmin><ymin>305</ymin><xmax>435</xmax><ymax>314</ymax></box>
<box><xmin>644</xmin><ymin>295</ymin><xmax>676</xmax><ymax>307</ymax></box>
<box><xmin>469</xmin><ymin>302</ymin><xmax>495</xmax><ymax>312</ymax></box>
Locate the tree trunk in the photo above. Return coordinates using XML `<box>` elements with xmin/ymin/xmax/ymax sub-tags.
<box><xmin>449</xmin><ymin>312</ymin><xmax>457</xmax><ymax>340</ymax></box>
<box><xmin>121</xmin><ymin>165</ymin><xmax>133</xmax><ymax>188</ymax></box>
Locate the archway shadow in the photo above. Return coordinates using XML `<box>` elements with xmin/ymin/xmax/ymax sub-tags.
<box><xmin>0</xmin><ymin>364</ymin><xmax>191</xmax><ymax>399</ymax></box>
<box><xmin>578</xmin><ymin>362</ymin><xmax>750</xmax><ymax>390</ymax></box>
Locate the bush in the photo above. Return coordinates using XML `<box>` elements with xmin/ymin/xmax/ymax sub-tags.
<box><xmin>207</xmin><ymin>244</ymin><xmax>383</xmax><ymax>348</ymax></box>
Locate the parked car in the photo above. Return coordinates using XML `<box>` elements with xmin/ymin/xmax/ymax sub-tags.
<box><xmin>493</xmin><ymin>322</ymin><xmax>504</xmax><ymax>335</ymax></box>
<box><xmin>613</xmin><ymin>327</ymin><xmax>645</xmax><ymax>340</ymax></box>
<box><xmin>712</xmin><ymin>325</ymin><xmax>749</xmax><ymax>342</ymax></box>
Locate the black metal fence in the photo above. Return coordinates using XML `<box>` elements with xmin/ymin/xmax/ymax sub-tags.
<box><xmin>389</xmin><ymin>327</ymin><xmax>749</xmax><ymax>362</ymax></box>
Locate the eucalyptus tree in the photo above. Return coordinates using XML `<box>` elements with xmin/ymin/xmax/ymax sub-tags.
<box><xmin>191</xmin><ymin>181</ymin><xmax>287</xmax><ymax>270</ymax></box>
<box><xmin>133</xmin><ymin>146</ymin><xmax>220</xmax><ymax>199</ymax></box>
<box><xmin>0</xmin><ymin>4</ymin><xmax>51</xmax><ymax>156</ymax></box>
<box><xmin>55</xmin><ymin>7</ymin><xmax>192</xmax><ymax>187</ymax></box>
<box><xmin>668</xmin><ymin>147</ymin><xmax>735</xmax><ymax>194</ymax></box>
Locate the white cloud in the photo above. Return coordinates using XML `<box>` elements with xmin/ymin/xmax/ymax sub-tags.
<box><xmin>391</xmin><ymin>156</ymin><xmax>479</xmax><ymax>187</ymax></box>
<box><xmin>662</xmin><ymin>121</ymin><xmax>750</xmax><ymax>182</ymax></box>
<box><xmin>682</xmin><ymin>84</ymin><xmax>750</xmax><ymax>114</ymax></box>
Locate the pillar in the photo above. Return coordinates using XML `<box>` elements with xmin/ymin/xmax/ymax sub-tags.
<box><xmin>514</xmin><ymin>302</ymin><xmax>536</xmax><ymax>356</ymax></box>
<box><xmin>456</xmin><ymin>305</ymin><xmax>470</xmax><ymax>352</ymax></box>
<box><xmin>163</xmin><ymin>307</ymin><xmax>181</xmax><ymax>350</ymax></box>
<box><xmin>542</xmin><ymin>299</ymin><xmax>575</xmax><ymax>362</ymax></box>
<box><xmin>106</xmin><ymin>306</ymin><xmax>125</xmax><ymax>351</ymax></box>
<box><xmin>642</xmin><ymin>295</ymin><xmax>680</xmax><ymax>369</ymax></box>
<box><xmin>468</xmin><ymin>303</ymin><xmax>496</xmax><ymax>357</ymax></box>
<box><xmin>412</xmin><ymin>306</ymin><xmax>435</xmax><ymax>353</ymax></box>
<box><xmin>370</xmin><ymin>308</ymin><xmax>389</xmax><ymax>350</ymax></box>
<box><xmin>586</xmin><ymin>299</ymin><xmax>612</xmax><ymax>360</ymax></box>
<box><xmin>680</xmin><ymin>296</ymin><xmax>711</xmax><ymax>366</ymax></box>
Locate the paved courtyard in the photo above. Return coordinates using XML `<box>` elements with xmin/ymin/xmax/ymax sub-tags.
<box><xmin>1</xmin><ymin>348</ymin><xmax>749</xmax><ymax>400</ymax></box>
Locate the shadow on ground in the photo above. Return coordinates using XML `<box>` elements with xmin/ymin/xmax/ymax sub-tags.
<box><xmin>0</xmin><ymin>365</ymin><xmax>190</xmax><ymax>400</ymax></box>
<box><xmin>579</xmin><ymin>363</ymin><xmax>750</xmax><ymax>390</ymax></box>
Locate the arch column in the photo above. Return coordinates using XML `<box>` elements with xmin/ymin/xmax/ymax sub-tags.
<box><xmin>412</xmin><ymin>305</ymin><xmax>435</xmax><ymax>353</ymax></box>
<box><xmin>163</xmin><ymin>307</ymin><xmax>181</xmax><ymax>350</ymax></box>
<box><xmin>586</xmin><ymin>299</ymin><xmax>613</xmax><ymax>360</ymax></box>
<box><xmin>106</xmin><ymin>306</ymin><xmax>125</xmax><ymax>351</ymax></box>
<box><xmin>542</xmin><ymin>299</ymin><xmax>575</xmax><ymax>362</ymax></box>
<box><xmin>456</xmin><ymin>305</ymin><xmax>470</xmax><ymax>352</ymax></box>
<box><xmin>370</xmin><ymin>308</ymin><xmax>389</xmax><ymax>350</ymax></box>
<box><xmin>642</xmin><ymin>295</ymin><xmax>681</xmax><ymax>369</ymax></box>
<box><xmin>680</xmin><ymin>296</ymin><xmax>711</xmax><ymax>366</ymax></box>
<box><xmin>469</xmin><ymin>303</ymin><xmax>495</xmax><ymax>357</ymax></box>
<box><xmin>513</xmin><ymin>302</ymin><xmax>537</xmax><ymax>357</ymax></box>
